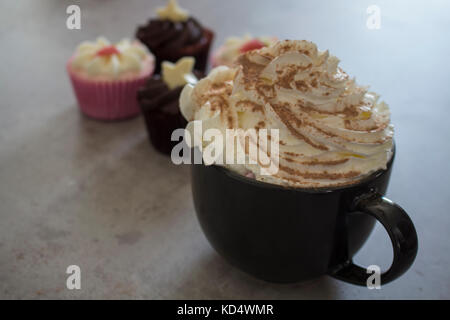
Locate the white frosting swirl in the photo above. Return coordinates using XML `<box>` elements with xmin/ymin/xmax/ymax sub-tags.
<box><xmin>181</xmin><ymin>40</ymin><xmax>394</xmax><ymax>188</ymax></box>
<box><xmin>71</xmin><ymin>37</ymin><xmax>153</xmax><ymax>79</ymax></box>
<box><xmin>212</xmin><ymin>34</ymin><xmax>278</xmax><ymax>67</ymax></box>
<box><xmin>156</xmin><ymin>0</ymin><xmax>189</xmax><ymax>22</ymax></box>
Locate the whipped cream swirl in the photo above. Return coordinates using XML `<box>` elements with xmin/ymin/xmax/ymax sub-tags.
<box><xmin>180</xmin><ymin>40</ymin><xmax>393</xmax><ymax>188</ymax></box>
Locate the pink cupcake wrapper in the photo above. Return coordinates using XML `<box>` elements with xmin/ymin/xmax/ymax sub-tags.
<box><xmin>67</xmin><ymin>60</ymin><xmax>153</xmax><ymax>121</ymax></box>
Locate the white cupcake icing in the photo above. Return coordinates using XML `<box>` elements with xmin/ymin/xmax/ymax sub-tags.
<box><xmin>156</xmin><ymin>0</ymin><xmax>189</xmax><ymax>22</ymax></box>
<box><xmin>71</xmin><ymin>37</ymin><xmax>154</xmax><ymax>79</ymax></box>
<box><xmin>213</xmin><ymin>34</ymin><xmax>278</xmax><ymax>67</ymax></box>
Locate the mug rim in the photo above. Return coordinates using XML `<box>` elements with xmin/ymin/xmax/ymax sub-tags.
<box><xmin>202</xmin><ymin>144</ymin><xmax>395</xmax><ymax>194</ymax></box>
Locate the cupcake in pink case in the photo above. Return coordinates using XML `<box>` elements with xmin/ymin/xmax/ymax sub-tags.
<box><xmin>67</xmin><ymin>37</ymin><xmax>155</xmax><ymax>120</ymax></box>
<box><xmin>211</xmin><ymin>34</ymin><xmax>278</xmax><ymax>68</ymax></box>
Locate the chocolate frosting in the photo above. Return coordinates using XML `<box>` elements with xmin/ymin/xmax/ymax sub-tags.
<box><xmin>136</xmin><ymin>18</ymin><xmax>204</xmax><ymax>56</ymax></box>
<box><xmin>137</xmin><ymin>72</ymin><xmax>203</xmax><ymax>114</ymax></box>
<box><xmin>137</xmin><ymin>75</ymin><xmax>182</xmax><ymax>115</ymax></box>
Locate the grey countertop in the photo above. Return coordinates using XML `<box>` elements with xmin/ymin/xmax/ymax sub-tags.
<box><xmin>1</xmin><ymin>0</ymin><xmax>449</xmax><ymax>299</ymax></box>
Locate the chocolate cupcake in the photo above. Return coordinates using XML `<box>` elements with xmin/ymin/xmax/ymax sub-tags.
<box><xmin>137</xmin><ymin>57</ymin><xmax>203</xmax><ymax>155</ymax></box>
<box><xmin>136</xmin><ymin>0</ymin><xmax>214</xmax><ymax>74</ymax></box>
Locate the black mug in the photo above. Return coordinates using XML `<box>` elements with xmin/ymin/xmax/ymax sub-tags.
<box><xmin>190</xmin><ymin>147</ymin><xmax>418</xmax><ymax>285</ymax></box>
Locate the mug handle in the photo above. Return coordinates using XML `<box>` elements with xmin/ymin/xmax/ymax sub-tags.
<box><xmin>331</xmin><ymin>192</ymin><xmax>418</xmax><ymax>286</ymax></box>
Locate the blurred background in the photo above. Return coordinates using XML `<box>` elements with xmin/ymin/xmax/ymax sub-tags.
<box><xmin>0</xmin><ymin>0</ymin><xmax>449</xmax><ymax>299</ymax></box>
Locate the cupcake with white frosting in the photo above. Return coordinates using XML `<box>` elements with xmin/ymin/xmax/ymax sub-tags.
<box><xmin>67</xmin><ymin>37</ymin><xmax>155</xmax><ymax>120</ymax></box>
<box><xmin>211</xmin><ymin>34</ymin><xmax>278</xmax><ymax>68</ymax></box>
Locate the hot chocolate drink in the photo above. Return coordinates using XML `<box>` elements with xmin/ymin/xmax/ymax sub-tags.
<box><xmin>180</xmin><ymin>41</ymin><xmax>417</xmax><ymax>286</ymax></box>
